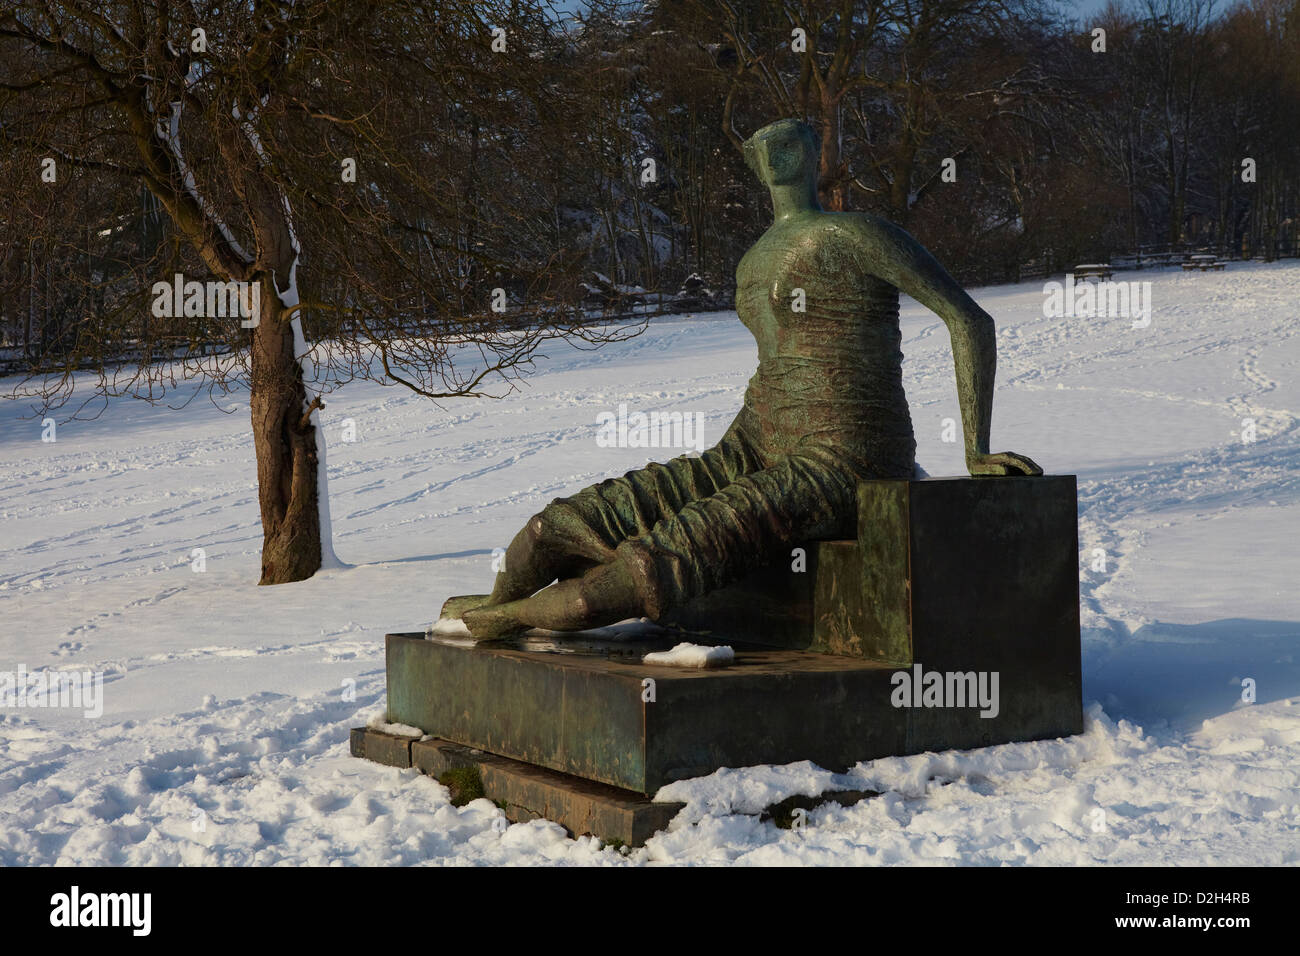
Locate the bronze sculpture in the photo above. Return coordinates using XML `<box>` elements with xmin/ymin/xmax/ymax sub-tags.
<box><xmin>442</xmin><ymin>118</ymin><xmax>1040</xmax><ymax>640</ymax></box>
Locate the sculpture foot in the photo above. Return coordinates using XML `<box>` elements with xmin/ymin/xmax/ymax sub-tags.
<box><xmin>461</xmin><ymin>603</ymin><xmax>532</xmax><ymax>641</ymax></box>
<box><xmin>439</xmin><ymin>593</ymin><xmax>493</xmax><ymax>621</ymax></box>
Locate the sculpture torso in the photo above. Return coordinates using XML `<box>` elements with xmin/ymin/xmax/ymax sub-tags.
<box><xmin>735</xmin><ymin>213</ymin><xmax>916</xmax><ymax>477</ymax></box>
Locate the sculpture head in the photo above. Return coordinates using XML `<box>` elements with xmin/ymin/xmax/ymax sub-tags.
<box><xmin>743</xmin><ymin>119</ymin><xmax>819</xmax><ymax>189</ymax></box>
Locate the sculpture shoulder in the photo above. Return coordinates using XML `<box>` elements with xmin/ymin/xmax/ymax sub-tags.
<box><xmin>827</xmin><ymin>212</ymin><xmax>912</xmax><ymax>251</ymax></box>
<box><xmin>737</xmin><ymin>212</ymin><xmax>912</xmax><ymax>283</ymax></box>
<box><xmin>809</xmin><ymin>213</ymin><xmax>927</xmax><ymax>284</ymax></box>
<box><xmin>771</xmin><ymin>212</ymin><xmax>908</xmax><ymax>258</ymax></box>
<box><xmin>791</xmin><ymin>213</ymin><xmax>900</xmax><ymax>277</ymax></box>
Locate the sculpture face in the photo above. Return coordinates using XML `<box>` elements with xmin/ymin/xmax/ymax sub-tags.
<box><xmin>745</xmin><ymin>119</ymin><xmax>818</xmax><ymax>188</ymax></box>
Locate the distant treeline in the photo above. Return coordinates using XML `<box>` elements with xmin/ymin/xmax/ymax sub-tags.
<box><xmin>591</xmin><ymin>0</ymin><xmax>1300</xmax><ymax>291</ymax></box>
<box><xmin>3</xmin><ymin>0</ymin><xmax>1297</xmax><ymax>364</ymax></box>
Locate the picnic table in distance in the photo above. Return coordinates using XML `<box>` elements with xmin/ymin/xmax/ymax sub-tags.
<box><xmin>1074</xmin><ymin>263</ymin><xmax>1113</xmax><ymax>281</ymax></box>
<box><xmin>1183</xmin><ymin>254</ymin><xmax>1226</xmax><ymax>271</ymax></box>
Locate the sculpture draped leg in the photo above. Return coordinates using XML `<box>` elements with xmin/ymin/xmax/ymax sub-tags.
<box><xmin>461</xmin><ymin>408</ymin><xmax>861</xmax><ymax>636</ymax></box>
<box><xmin>461</xmin><ymin>413</ymin><xmax>763</xmax><ymax>636</ymax></box>
<box><xmin>612</xmin><ymin>447</ymin><xmax>858</xmax><ymax>619</ymax></box>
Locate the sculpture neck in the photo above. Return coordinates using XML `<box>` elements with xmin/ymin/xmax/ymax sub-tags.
<box><xmin>768</xmin><ymin>181</ymin><xmax>821</xmax><ymax>222</ymax></box>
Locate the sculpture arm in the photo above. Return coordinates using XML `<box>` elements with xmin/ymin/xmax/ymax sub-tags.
<box><xmin>850</xmin><ymin>215</ymin><xmax>1041</xmax><ymax>476</ymax></box>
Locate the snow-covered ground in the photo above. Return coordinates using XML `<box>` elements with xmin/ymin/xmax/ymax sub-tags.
<box><xmin>1</xmin><ymin>261</ymin><xmax>1297</xmax><ymax>865</ymax></box>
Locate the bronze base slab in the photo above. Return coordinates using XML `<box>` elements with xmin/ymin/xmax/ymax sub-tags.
<box><xmin>350</xmin><ymin>727</ymin><xmax>683</xmax><ymax>846</ymax></box>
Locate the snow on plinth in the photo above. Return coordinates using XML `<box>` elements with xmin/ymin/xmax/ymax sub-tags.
<box><xmin>428</xmin><ymin>616</ymin><xmax>472</xmax><ymax>638</ymax></box>
<box><xmin>364</xmin><ymin>714</ymin><xmax>424</xmax><ymax>738</ymax></box>
<box><xmin>643</xmin><ymin>642</ymin><xmax>735</xmax><ymax>668</ymax></box>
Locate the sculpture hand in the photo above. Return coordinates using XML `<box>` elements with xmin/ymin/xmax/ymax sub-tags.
<box><xmin>966</xmin><ymin>451</ymin><xmax>1043</xmax><ymax>476</ymax></box>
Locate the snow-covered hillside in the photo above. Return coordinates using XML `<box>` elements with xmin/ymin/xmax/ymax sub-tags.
<box><xmin>2</xmin><ymin>262</ymin><xmax>1297</xmax><ymax>865</ymax></box>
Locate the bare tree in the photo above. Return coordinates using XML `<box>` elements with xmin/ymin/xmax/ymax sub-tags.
<box><xmin>0</xmin><ymin>0</ymin><xmax>635</xmax><ymax>584</ymax></box>
<box><xmin>1138</xmin><ymin>0</ymin><xmax>1218</xmax><ymax>245</ymax></box>
<box><xmin>679</xmin><ymin>0</ymin><xmax>883</xmax><ymax>211</ymax></box>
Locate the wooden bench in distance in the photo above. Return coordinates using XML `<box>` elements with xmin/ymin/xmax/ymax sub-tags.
<box><xmin>1073</xmin><ymin>263</ymin><xmax>1113</xmax><ymax>281</ymax></box>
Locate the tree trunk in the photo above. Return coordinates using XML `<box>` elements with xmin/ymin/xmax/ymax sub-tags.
<box><xmin>818</xmin><ymin>89</ymin><xmax>847</xmax><ymax>212</ymax></box>
<box><xmin>250</xmin><ymin>282</ymin><xmax>322</xmax><ymax>585</ymax></box>
<box><xmin>890</xmin><ymin>145</ymin><xmax>915</xmax><ymax>227</ymax></box>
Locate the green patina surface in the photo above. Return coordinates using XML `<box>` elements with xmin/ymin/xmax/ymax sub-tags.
<box><xmin>388</xmin><ymin>634</ymin><xmax>650</xmax><ymax>789</ymax></box>
<box><xmin>368</xmin><ymin>119</ymin><xmax>1083</xmax><ymax>835</ymax></box>
<box><xmin>389</xmin><ymin>635</ymin><xmax>904</xmax><ymax>794</ymax></box>
<box><xmin>392</xmin><ymin>476</ymin><xmax>1083</xmax><ymax>792</ymax></box>
<box><xmin>448</xmin><ymin>118</ymin><xmax>1040</xmax><ymax>640</ymax></box>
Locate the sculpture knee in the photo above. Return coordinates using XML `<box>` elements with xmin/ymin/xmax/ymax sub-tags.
<box><xmin>506</xmin><ymin>501</ymin><xmax>602</xmax><ymax>587</ymax></box>
<box><xmin>524</xmin><ymin>501</ymin><xmax>582</xmax><ymax>559</ymax></box>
